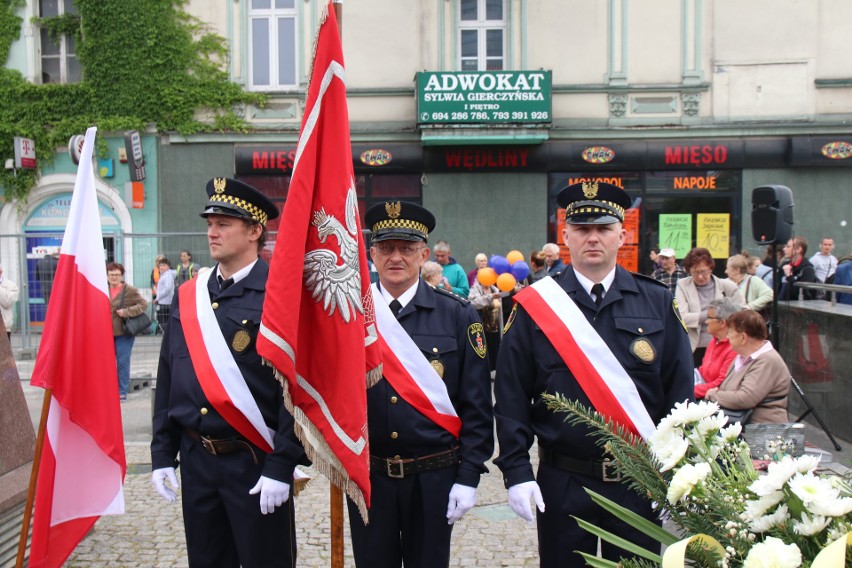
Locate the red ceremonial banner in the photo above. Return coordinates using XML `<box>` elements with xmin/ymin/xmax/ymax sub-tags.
<box><xmin>257</xmin><ymin>1</ymin><xmax>378</xmax><ymax>519</ymax></box>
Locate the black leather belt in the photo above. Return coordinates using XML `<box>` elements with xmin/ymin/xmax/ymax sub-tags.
<box><xmin>371</xmin><ymin>447</ymin><xmax>460</xmax><ymax>479</ymax></box>
<box><xmin>185</xmin><ymin>428</ymin><xmax>258</xmax><ymax>464</ymax></box>
<box><xmin>539</xmin><ymin>447</ymin><xmax>621</xmax><ymax>482</ymax></box>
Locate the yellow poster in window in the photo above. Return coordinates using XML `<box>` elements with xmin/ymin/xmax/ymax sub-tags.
<box><xmin>697</xmin><ymin>214</ymin><xmax>730</xmax><ymax>258</ymax></box>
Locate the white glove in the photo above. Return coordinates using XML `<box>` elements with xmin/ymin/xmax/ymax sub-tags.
<box><xmin>446</xmin><ymin>483</ymin><xmax>477</xmax><ymax>524</ymax></box>
<box><xmin>507</xmin><ymin>481</ymin><xmax>545</xmax><ymax>524</ymax></box>
<box><xmin>249</xmin><ymin>475</ymin><xmax>291</xmax><ymax>515</ymax></box>
<box><xmin>151</xmin><ymin>467</ymin><xmax>179</xmax><ymax>503</ymax></box>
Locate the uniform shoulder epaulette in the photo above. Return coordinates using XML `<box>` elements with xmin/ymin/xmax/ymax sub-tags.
<box><xmin>631</xmin><ymin>271</ymin><xmax>668</xmax><ymax>288</ymax></box>
<box><xmin>433</xmin><ymin>285</ymin><xmax>471</xmax><ymax>305</ymax></box>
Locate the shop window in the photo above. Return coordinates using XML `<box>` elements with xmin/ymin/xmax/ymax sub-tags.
<box><xmin>358</xmin><ymin>174</ymin><xmax>423</xmax><ymax>228</ymax></box>
<box><xmin>547</xmin><ymin>172</ymin><xmax>742</xmax><ymax>276</ymax></box>
<box><xmin>459</xmin><ymin>0</ymin><xmax>505</xmax><ymax>71</ymax></box>
<box><xmin>236</xmin><ymin>173</ymin><xmax>422</xmax><ymax>239</ymax></box>
<box><xmin>39</xmin><ymin>0</ymin><xmax>81</xmax><ymax>84</ymax></box>
<box><xmin>249</xmin><ymin>0</ymin><xmax>298</xmax><ymax>91</ymax></box>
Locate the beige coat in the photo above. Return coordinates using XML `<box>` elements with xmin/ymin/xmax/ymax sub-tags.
<box><xmin>110</xmin><ymin>284</ymin><xmax>148</xmax><ymax>336</ymax></box>
<box><xmin>676</xmin><ymin>275</ymin><xmax>745</xmax><ymax>351</ymax></box>
<box><xmin>712</xmin><ymin>346</ymin><xmax>790</xmax><ymax>424</ymax></box>
<box><xmin>0</xmin><ymin>278</ymin><xmax>20</xmax><ymax>330</ymax></box>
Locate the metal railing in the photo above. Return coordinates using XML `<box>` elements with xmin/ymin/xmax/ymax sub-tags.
<box><xmin>794</xmin><ymin>281</ymin><xmax>852</xmax><ymax>305</ymax></box>
<box><xmin>1</xmin><ymin>232</ymin><xmax>212</xmax><ymax>364</ymax></box>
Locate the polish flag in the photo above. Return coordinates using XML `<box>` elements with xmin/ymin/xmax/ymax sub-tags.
<box><xmin>28</xmin><ymin>126</ymin><xmax>126</xmax><ymax>567</ymax></box>
<box><xmin>258</xmin><ymin>1</ymin><xmax>378</xmax><ymax>519</ymax></box>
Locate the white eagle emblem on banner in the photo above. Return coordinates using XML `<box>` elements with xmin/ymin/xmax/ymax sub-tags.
<box><xmin>303</xmin><ymin>183</ymin><xmax>364</xmax><ymax>323</ymax></box>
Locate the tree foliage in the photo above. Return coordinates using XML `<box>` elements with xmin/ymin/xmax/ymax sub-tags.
<box><xmin>0</xmin><ymin>0</ymin><xmax>265</xmax><ymax>202</ymax></box>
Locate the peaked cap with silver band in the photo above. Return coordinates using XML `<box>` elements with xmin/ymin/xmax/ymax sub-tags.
<box><xmin>200</xmin><ymin>177</ymin><xmax>279</xmax><ymax>225</ymax></box>
<box><xmin>365</xmin><ymin>201</ymin><xmax>436</xmax><ymax>242</ymax></box>
<box><xmin>557</xmin><ymin>181</ymin><xmax>632</xmax><ymax>225</ymax></box>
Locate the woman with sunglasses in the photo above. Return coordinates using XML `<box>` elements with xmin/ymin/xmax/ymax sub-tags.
<box><xmin>676</xmin><ymin>247</ymin><xmax>746</xmax><ymax>366</ymax></box>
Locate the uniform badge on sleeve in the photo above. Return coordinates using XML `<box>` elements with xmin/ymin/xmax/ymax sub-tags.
<box><xmin>467</xmin><ymin>323</ymin><xmax>488</xmax><ymax>359</ymax></box>
<box><xmin>672</xmin><ymin>298</ymin><xmax>687</xmax><ymax>333</ymax></box>
<box><xmin>232</xmin><ymin>329</ymin><xmax>252</xmax><ymax>353</ymax></box>
<box><xmin>629</xmin><ymin>337</ymin><xmax>656</xmax><ymax>364</ymax></box>
<box><xmin>503</xmin><ymin>303</ymin><xmax>518</xmax><ymax>334</ymax></box>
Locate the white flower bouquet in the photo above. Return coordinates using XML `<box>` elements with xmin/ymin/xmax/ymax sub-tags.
<box><xmin>542</xmin><ymin>395</ymin><xmax>852</xmax><ymax>568</ymax></box>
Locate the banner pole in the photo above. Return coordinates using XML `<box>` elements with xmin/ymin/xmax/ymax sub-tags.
<box><xmin>330</xmin><ymin>484</ymin><xmax>344</xmax><ymax>568</ymax></box>
<box><xmin>327</xmin><ymin>5</ymin><xmax>346</xmax><ymax>567</ymax></box>
<box><xmin>16</xmin><ymin>389</ymin><xmax>52</xmax><ymax>568</ymax></box>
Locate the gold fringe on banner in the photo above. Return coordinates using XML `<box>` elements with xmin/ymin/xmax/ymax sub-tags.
<box><xmin>269</xmin><ymin>364</ymin><xmax>370</xmax><ymax>523</ymax></box>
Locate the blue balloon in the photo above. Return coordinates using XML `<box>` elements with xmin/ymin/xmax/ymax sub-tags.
<box><xmin>511</xmin><ymin>261</ymin><xmax>530</xmax><ymax>281</ymax></box>
<box><xmin>489</xmin><ymin>255</ymin><xmax>511</xmax><ymax>275</ymax></box>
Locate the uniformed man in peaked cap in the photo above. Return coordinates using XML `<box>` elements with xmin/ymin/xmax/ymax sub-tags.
<box><xmin>151</xmin><ymin>177</ymin><xmax>306</xmax><ymax>567</ymax></box>
<box><xmin>494</xmin><ymin>181</ymin><xmax>693</xmax><ymax>566</ymax></box>
<box><xmin>347</xmin><ymin>201</ymin><xmax>493</xmax><ymax>568</ymax></box>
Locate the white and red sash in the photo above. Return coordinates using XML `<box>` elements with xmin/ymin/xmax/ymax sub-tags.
<box><xmin>371</xmin><ymin>284</ymin><xmax>462</xmax><ymax>438</ymax></box>
<box><xmin>516</xmin><ymin>276</ymin><xmax>656</xmax><ymax>440</ymax></box>
<box><xmin>179</xmin><ymin>269</ymin><xmax>276</xmax><ymax>452</ymax></box>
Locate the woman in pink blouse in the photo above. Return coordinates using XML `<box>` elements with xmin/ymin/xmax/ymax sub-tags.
<box><xmin>705</xmin><ymin>310</ymin><xmax>790</xmax><ymax>424</ymax></box>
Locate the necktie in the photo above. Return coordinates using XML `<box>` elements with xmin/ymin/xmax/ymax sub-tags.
<box><xmin>389</xmin><ymin>299</ymin><xmax>402</xmax><ymax>317</ymax></box>
<box><xmin>591</xmin><ymin>283</ymin><xmax>604</xmax><ymax>306</ymax></box>
<box><xmin>218</xmin><ymin>275</ymin><xmax>234</xmax><ymax>292</ymax></box>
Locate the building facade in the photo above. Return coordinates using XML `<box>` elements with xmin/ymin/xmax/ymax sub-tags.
<box><xmin>4</xmin><ymin>0</ymin><xmax>852</xmax><ymax>296</ymax></box>
<box><xmin>170</xmin><ymin>0</ymin><xmax>852</xmax><ymax>272</ymax></box>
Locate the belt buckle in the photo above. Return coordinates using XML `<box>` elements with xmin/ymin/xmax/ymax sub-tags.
<box><xmin>386</xmin><ymin>458</ymin><xmax>405</xmax><ymax>479</ymax></box>
<box><xmin>601</xmin><ymin>458</ymin><xmax>621</xmax><ymax>482</ymax></box>
<box><xmin>200</xmin><ymin>436</ymin><xmax>218</xmax><ymax>456</ymax></box>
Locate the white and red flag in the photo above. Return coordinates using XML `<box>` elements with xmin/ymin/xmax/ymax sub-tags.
<box><xmin>258</xmin><ymin>1</ymin><xmax>379</xmax><ymax>519</ymax></box>
<box><xmin>29</xmin><ymin>126</ymin><xmax>126</xmax><ymax>567</ymax></box>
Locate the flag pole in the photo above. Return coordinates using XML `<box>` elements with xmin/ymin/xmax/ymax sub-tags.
<box><xmin>328</xmin><ymin>3</ymin><xmax>346</xmax><ymax>566</ymax></box>
<box><xmin>16</xmin><ymin>389</ymin><xmax>53</xmax><ymax>568</ymax></box>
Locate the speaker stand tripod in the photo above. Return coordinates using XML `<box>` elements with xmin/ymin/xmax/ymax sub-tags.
<box><xmin>789</xmin><ymin>376</ymin><xmax>842</xmax><ymax>451</ymax></box>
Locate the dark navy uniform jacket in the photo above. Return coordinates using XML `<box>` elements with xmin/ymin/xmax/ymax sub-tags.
<box><xmin>494</xmin><ymin>266</ymin><xmax>693</xmax><ymax>487</ymax></box>
<box><xmin>370</xmin><ymin>279</ymin><xmax>494</xmax><ymax>487</ymax></box>
<box><xmin>151</xmin><ymin>259</ymin><xmax>305</xmax><ymax>482</ymax></box>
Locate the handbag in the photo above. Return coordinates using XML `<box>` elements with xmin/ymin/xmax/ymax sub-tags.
<box><xmin>719</xmin><ymin>406</ymin><xmax>755</xmax><ymax>425</ymax></box>
<box><xmin>119</xmin><ymin>286</ymin><xmax>151</xmax><ymax>336</ymax></box>
<box><xmin>744</xmin><ymin>276</ymin><xmax>770</xmax><ymax>322</ymax></box>
<box><xmin>720</xmin><ymin>394</ymin><xmax>785</xmax><ymax>426</ymax></box>
<box><xmin>124</xmin><ymin>312</ymin><xmax>152</xmax><ymax>336</ymax></box>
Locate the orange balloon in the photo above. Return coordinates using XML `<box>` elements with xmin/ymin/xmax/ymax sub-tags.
<box><xmin>496</xmin><ymin>272</ymin><xmax>517</xmax><ymax>292</ymax></box>
<box><xmin>506</xmin><ymin>250</ymin><xmax>524</xmax><ymax>265</ymax></box>
<box><xmin>477</xmin><ymin>267</ymin><xmax>498</xmax><ymax>287</ymax></box>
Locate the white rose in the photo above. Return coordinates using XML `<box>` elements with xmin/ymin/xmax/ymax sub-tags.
<box><xmin>669</xmin><ymin>400</ymin><xmax>718</xmax><ymax>426</ymax></box>
<box><xmin>792</xmin><ymin>513</ymin><xmax>830</xmax><ymax>536</ymax></box>
<box><xmin>748</xmin><ymin>505</ymin><xmax>789</xmax><ymax>534</ymax></box>
<box><xmin>749</xmin><ymin>456</ymin><xmax>797</xmax><ymax>496</ymax></box>
<box><xmin>742</xmin><ymin>536</ymin><xmax>801</xmax><ymax>568</ymax></box>
<box><xmin>793</xmin><ymin>454</ymin><xmax>820</xmax><ymax>474</ymax></box>
<box><xmin>650</xmin><ymin>430</ymin><xmax>689</xmax><ymax>472</ymax></box>
<box><xmin>787</xmin><ymin>473</ymin><xmax>836</xmax><ymax>506</ymax></box>
<box><xmin>719</xmin><ymin>422</ymin><xmax>743</xmax><ymax>442</ymax></box>
<box><xmin>742</xmin><ymin>492</ymin><xmax>784</xmax><ymax>520</ymax></box>
<box><xmin>695</xmin><ymin>414</ymin><xmax>728</xmax><ymax>437</ymax></box>
<box><xmin>808</xmin><ymin>495</ymin><xmax>852</xmax><ymax>517</ymax></box>
<box><xmin>666</xmin><ymin>462</ymin><xmax>711</xmax><ymax>505</ymax></box>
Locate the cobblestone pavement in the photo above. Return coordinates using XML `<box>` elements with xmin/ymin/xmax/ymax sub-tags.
<box><xmin>60</xmin><ymin>442</ymin><xmax>541</xmax><ymax>567</ymax></box>
<box><xmin>20</xmin><ymin>384</ymin><xmax>541</xmax><ymax>568</ymax></box>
